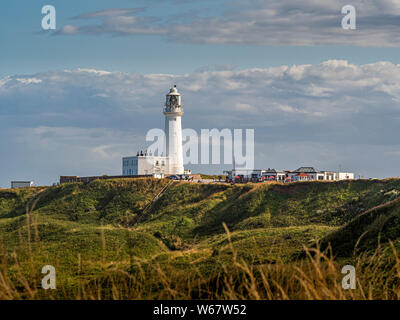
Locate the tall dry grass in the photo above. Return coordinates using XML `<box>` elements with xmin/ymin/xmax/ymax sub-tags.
<box><xmin>1</xmin><ymin>209</ymin><xmax>400</xmax><ymax>300</ymax></box>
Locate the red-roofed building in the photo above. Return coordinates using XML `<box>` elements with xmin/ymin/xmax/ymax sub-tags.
<box><xmin>295</xmin><ymin>172</ymin><xmax>312</xmax><ymax>181</ymax></box>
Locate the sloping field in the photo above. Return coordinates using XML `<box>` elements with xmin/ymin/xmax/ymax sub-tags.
<box><xmin>1</xmin><ymin>178</ymin><xmax>400</xmax><ymax>299</ymax></box>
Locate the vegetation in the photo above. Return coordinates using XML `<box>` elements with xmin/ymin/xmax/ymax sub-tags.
<box><xmin>198</xmin><ymin>174</ymin><xmax>225</xmax><ymax>180</ymax></box>
<box><xmin>1</xmin><ymin>177</ymin><xmax>400</xmax><ymax>299</ymax></box>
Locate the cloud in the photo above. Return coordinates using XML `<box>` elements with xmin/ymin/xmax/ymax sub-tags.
<box><xmin>4</xmin><ymin>126</ymin><xmax>144</xmax><ymax>184</ymax></box>
<box><xmin>0</xmin><ymin>77</ymin><xmax>11</xmax><ymax>87</ymax></box>
<box><xmin>73</xmin><ymin>8</ymin><xmax>145</xmax><ymax>19</ymax></box>
<box><xmin>15</xmin><ymin>78</ymin><xmax>43</xmax><ymax>84</ymax></box>
<box><xmin>1</xmin><ymin>60</ymin><xmax>400</xmax><ymax>185</ymax></box>
<box><xmin>57</xmin><ymin>7</ymin><xmax>165</xmax><ymax>36</ymax></box>
<box><xmin>57</xmin><ymin>25</ymin><xmax>79</xmax><ymax>35</ymax></box>
<box><xmin>52</xmin><ymin>1</ymin><xmax>400</xmax><ymax>46</ymax></box>
<box><xmin>234</xmin><ymin>103</ymin><xmax>258</xmax><ymax>114</ymax></box>
<box><xmin>73</xmin><ymin>68</ymin><xmax>112</xmax><ymax>75</ymax></box>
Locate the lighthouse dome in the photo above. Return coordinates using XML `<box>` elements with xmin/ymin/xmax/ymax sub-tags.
<box><xmin>168</xmin><ymin>85</ymin><xmax>180</xmax><ymax>95</ymax></box>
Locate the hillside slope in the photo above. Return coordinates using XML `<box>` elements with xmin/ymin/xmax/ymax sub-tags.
<box><xmin>321</xmin><ymin>195</ymin><xmax>400</xmax><ymax>256</ymax></box>
<box><xmin>1</xmin><ymin>178</ymin><xmax>400</xmax><ymax>254</ymax></box>
<box><xmin>1</xmin><ymin>177</ymin><xmax>400</xmax><ymax>298</ymax></box>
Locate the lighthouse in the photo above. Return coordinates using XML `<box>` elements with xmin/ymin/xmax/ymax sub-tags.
<box><xmin>122</xmin><ymin>85</ymin><xmax>185</xmax><ymax>177</ymax></box>
<box><xmin>164</xmin><ymin>85</ymin><xmax>184</xmax><ymax>175</ymax></box>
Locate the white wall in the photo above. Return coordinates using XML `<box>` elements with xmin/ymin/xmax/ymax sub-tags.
<box><xmin>122</xmin><ymin>156</ymin><xmax>168</xmax><ymax>175</ymax></box>
<box><xmin>165</xmin><ymin>115</ymin><xmax>184</xmax><ymax>175</ymax></box>
<box><xmin>338</xmin><ymin>172</ymin><xmax>354</xmax><ymax>180</ymax></box>
<box><xmin>11</xmin><ymin>181</ymin><xmax>34</xmax><ymax>189</ymax></box>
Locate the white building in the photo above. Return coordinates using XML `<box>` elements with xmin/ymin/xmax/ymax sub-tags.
<box><xmin>224</xmin><ymin>168</ymin><xmax>286</xmax><ymax>181</ymax></box>
<box><xmin>287</xmin><ymin>167</ymin><xmax>354</xmax><ymax>182</ymax></box>
<box><xmin>337</xmin><ymin>172</ymin><xmax>354</xmax><ymax>180</ymax></box>
<box><xmin>224</xmin><ymin>166</ymin><xmax>355</xmax><ymax>182</ymax></box>
<box><xmin>320</xmin><ymin>171</ymin><xmax>337</xmax><ymax>181</ymax></box>
<box><xmin>262</xmin><ymin>168</ymin><xmax>286</xmax><ymax>181</ymax></box>
<box><xmin>122</xmin><ymin>86</ymin><xmax>185</xmax><ymax>176</ymax></box>
<box><xmin>224</xmin><ymin>169</ymin><xmax>258</xmax><ymax>180</ymax></box>
<box><xmin>122</xmin><ymin>154</ymin><xmax>167</xmax><ymax>176</ymax></box>
<box><xmin>11</xmin><ymin>181</ymin><xmax>34</xmax><ymax>189</ymax></box>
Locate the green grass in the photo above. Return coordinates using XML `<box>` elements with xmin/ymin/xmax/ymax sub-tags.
<box><xmin>320</xmin><ymin>195</ymin><xmax>400</xmax><ymax>256</ymax></box>
<box><xmin>1</xmin><ymin>177</ymin><xmax>400</xmax><ymax>299</ymax></box>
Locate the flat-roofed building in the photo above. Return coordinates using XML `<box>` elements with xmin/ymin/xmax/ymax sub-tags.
<box><xmin>11</xmin><ymin>181</ymin><xmax>34</xmax><ymax>189</ymax></box>
<box><xmin>261</xmin><ymin>168</ymin><xmax>286</xmax><ymax>181</ymax></box>
<box><xmin>338</xmin><ymin>172</ymin><xmax>354</xmax><ymax>180</ymax></box>
<box><xmin>122</xmin><ymin>154</ymin><xmax>167</xmax><ymax>176</ymax></box>
<box><xmin>223</xmin><ymin>166</ymin><xmax>355</xmax><ymax>183</ymax></box>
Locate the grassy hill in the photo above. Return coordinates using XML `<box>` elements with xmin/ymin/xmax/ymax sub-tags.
<box><xmin>1</xmin><ymin>177</ymin><xmax>400</xmax><ymax>299</ymax></box>
<box><xmin>320</xmin><ymin>194</ymin><xmax>400</xmax><ymax>256</ymax></box>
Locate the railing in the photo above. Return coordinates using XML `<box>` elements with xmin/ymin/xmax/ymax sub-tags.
<box><xmin>163</xmin><ymin>106</ymin><xmax>183</xmax><ymax>113</ymax></box>
<box><xmin>131</xmin><ymin>180</ymin><xmax>175</xmax><ymax>226</ymax></box>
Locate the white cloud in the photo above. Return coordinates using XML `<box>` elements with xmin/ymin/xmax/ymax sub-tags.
<box><xmin>276</xmin><ymin>104</ymin><xmax>311</xmax><ymax>115</ymax></box>
<box><xmin>16</xmin><ymin>78</ymin><xmax>42</xmax><ymax>84</ymax></box>
<box><xmin>58</xmin><ymin>25</ymin><xmax>79</xmax><ymax>35</ymax></box>
<box><xmin>234</xmin><ymin>103</ymin><xmax>258</xmax><ymax>114</ymax></box>
<box><xmin>75</xmin><ymin>68</ymin><xmax>112</xmax><ymax>75</ymax></box>
<box><xmin>0</xmin><ymin>77</ymin><xmax>11</xmax><ymax>87</ymax></box>
<box><xmin>1</xmin><ymin>60</ymin><xmax>400</xmax><ymax>184</ymax></box>
<box><xmin>52</xmin><ymin>1</ymin><xmax>400</xmax><ymax>46</ymax></box>
<box><xmin>74</xmin><ymin>8</ymin><xmax>144</xmax><ymax>19</ymax></box>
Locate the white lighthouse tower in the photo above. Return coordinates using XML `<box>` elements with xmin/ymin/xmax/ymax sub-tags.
<box><xmin>164</xmin><ymin>85</ymin><xmax>184</xmax><ymax>175</ymax></box>
<box><xmin>122</xmin><ymin>86</ymin><xmax>185</xmax><ymax>177</ymax></box>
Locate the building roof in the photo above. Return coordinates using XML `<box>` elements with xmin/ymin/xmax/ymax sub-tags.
<box><xmin>296</xmin><ymin>172</ymin><xmax>310</xmax><ymax>177</ymax></box>
<box><xmin>11</xmin><ymin>181</ymin><xmax>33</xmax><ymax>183</ymax></box>
<box><xmin>123</xmin><ymin>155</ymin><xmax>167</xmax><ymax>159</ymax></box>
<box><xmin>295</xmin><ymin>167</ymin><xmax>319</xmax><ymax>173</ymax></box>
<box><xmin>263</xmin><ymin>168</ymin><xmax>285</xmax><ymax>174</ymax></box>
<box><xmin>167</xmin><ymin>85</ymin><xmax>181</xmax><ymax>96</ymax></box>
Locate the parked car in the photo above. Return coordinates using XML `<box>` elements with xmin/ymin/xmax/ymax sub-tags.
<box><xmin>167</xmin><ymin>175</ymin><xmax>180</xmax><ymax>180</ymax></box>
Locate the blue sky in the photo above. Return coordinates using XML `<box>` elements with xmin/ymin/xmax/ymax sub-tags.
<box><xmin>1</xmin><ymin>0</ymin><xmax>400</xmax><ymax>186</ymax></box>
<box><xmin>2</xmin><ymin>0</ymin><xmax>400</xmax><ymax>76</ymax></box>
